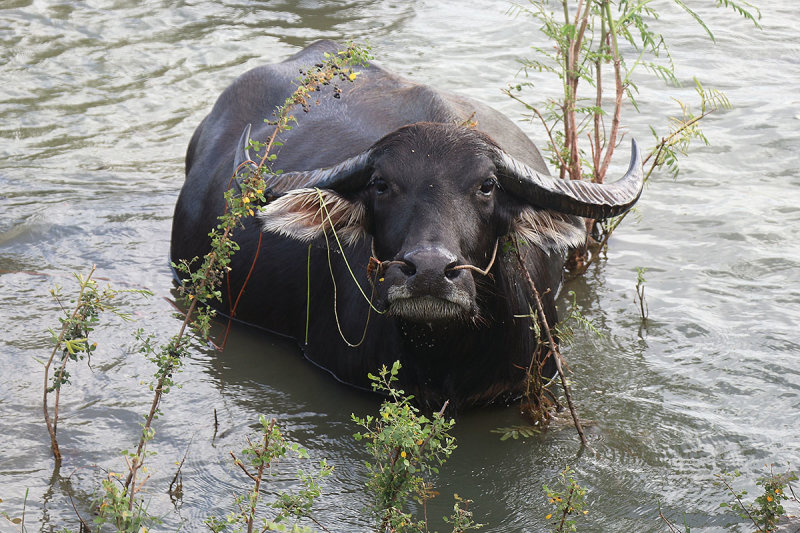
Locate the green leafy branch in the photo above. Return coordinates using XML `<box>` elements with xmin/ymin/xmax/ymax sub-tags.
<box><xmin>586</xmin><ymin>80</ymin><xmax>731</xmax><ymax>267</ymax></box>
<box><xmin>352</xmin><ymin>361</ymin><xmax>462</xmax><ymax>533</ymax></box>
<box><xmin>101</xmin><ymin>43</ymin><xmax>373</xmax><ymax>522</ymax></box>
<box><xmin>507</xmin><ymin>0</ymin><xmax>760</xmax><ymax>270</ymax></box>
<box><xmin>206</xmin><ymin>416</ymin><xmax>333</xmax><ymax>533</ymax></box>
<box><xmin>42</xmin><ymin>265</ymin><xmax>151</xmax><ymax>463</ymax></box>
<box><xmin>543</xmin><ymin>467</ymin><xmax>588</xmax><ymax>533</ymax></box>
<box><xmin>716</xmin><ymin>467</ymin><xmax>798</xmax><ymax>533</ymax></box>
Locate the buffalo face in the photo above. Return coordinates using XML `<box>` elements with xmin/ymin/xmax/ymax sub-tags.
<box><xmin>254</xmin><ymin>121</ymin><xmax>643</xmax><ymax>324</ymax></box>
<box><xmin>364</xmin><ymin>124</ymin><xmax>504</xmax><ymax>323</ymax></box>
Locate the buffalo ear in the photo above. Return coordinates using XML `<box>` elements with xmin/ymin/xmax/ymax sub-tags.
<box><xmin>511</xmin><ymin>208</ymin><xmax>586</xmax><ymax>254</ymax></box>
<box><xmin>257</xmin><ymin>188</ymin><xmax>366</xmax><ymax>245</ymax></box>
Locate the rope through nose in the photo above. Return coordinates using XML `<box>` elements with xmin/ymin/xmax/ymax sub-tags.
<box><xmin>447</xmin><ymin>239</ymin><xmax>499</xmax><ymax>277</ymax></box>
<box><xmin>367</xmin><ymin>239</ymin><xmax>499</xmax><ymax>279</ymax></box>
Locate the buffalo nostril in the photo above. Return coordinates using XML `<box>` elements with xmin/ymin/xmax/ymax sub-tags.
<box><xmin>444</xmin><ymin>262</ymin><xmax>461</xmax><ymax>280</ymax></box>
<box><xmin>400</xmin><ymin>261</ymin><xmax>416</xmax><ymax>277</ymax></box>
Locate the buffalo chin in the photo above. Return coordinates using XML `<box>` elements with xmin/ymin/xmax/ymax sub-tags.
<box><xmin>387</xmin><ymin>295</ymin><xmax>473</xmax><ymax>323</ymax></box>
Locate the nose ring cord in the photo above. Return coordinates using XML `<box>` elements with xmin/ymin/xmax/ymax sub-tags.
<box><xmin>368</xmin><ymin>239</ymin><xmax>499</xmax><ymax>279</ymax></box>
<box><xmin>448</xmin><ymin>239</ymin><xmax>499</xmax><ymax>277</ymax></box>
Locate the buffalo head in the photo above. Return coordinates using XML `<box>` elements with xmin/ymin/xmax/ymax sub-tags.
<box><xmin>248</xmin><ymin>122</ymin><xmax>643</xmax><ymax>323</ymax></box>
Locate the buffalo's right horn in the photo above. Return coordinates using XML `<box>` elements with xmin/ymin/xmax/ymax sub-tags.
<box><xmin>287</xmin><ymin>150</ymin><xmax>374</xmax><ymax>192</ymax></box>
<box><xmin>233</xmin><ymin>123</ymin><xmax>374</xmax><ymax>194</ymax></box>
<box><xmin>233</xmin><ymin>123</ymin><xmax>258</xmax><ymax>178</ymax></box>
<box><xmin>494</xmin><ymin>139</ymin><xmax>644</xmax><ymax>220</ymax></box>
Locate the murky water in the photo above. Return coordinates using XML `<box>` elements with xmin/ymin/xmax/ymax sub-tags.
<box><xmin>2</xmin><ymin>1</ymin><xmax>799</xmax><ymax>531</ymax></box>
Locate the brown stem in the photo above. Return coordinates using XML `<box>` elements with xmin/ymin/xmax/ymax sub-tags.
<box><xmin>513</xmin><ymin>239</ymin><xmax>587</xmax><ymax>446</ymax></box>
<box><xmin>582</xmin><ymin>109</ymin><xmax>715</xmax><ymax>271</ymax></box>
<box><xmin>637</xmin><ymin>283</ymin><xmax>648</xmax><ymax>321</ymax></box>
<box><xmin>307</xmin><ymin>515</ymin><xmax>333</xmax><ymax>533</ymax></box>
<box><xmin>504</xmin><ymin>89</ymin><xmax>568</xmax><ymax>172</ymax></box>
<box><xmin>718</xmin><ymin>475</ymin><xmax>762</xmax><ymax>532</ymax></box>
<box><xmin>125</xmin><ymin>226</ymin><xmax>230</xmax><ymax>493</ymax></box>
<box><xmin>43</xmin><ymin>265</ymin><xmax>97</xmax><ymax>462</ymax></box>
<box><xmin>658</xmin><ymin>507</ymin><xmax>682</xmax><ymax>533</ymax></box>
<box><xmin>593</xmin><ymin>10</ymin><xmax>607</xmax><ymax>181</ymax></box>
<box><xmin>788</xmin><ymin>476</ymin><xmax>798</xmax><ymax>503</ymax></box>
<box><xmin>65</xmin><ymin>468</ymin><xmax>92</xmax><ymax>532</ymax></box>
<box><xmin>239</xmin><ymin>419</ymin><xmax>274</xmax><ymax>533</ymax></box>
<box><xmin>597</xmin><ymin>1</ymin><xmax>623</xmax><ymax>184</ymax></box>
<box><xmin>561</xmin><ymin>1</ymin><xmax>574</xmax><ymax>181</ymax></box>
<box><xmin>231</xmin><ymin>452</ymin><xmax>259</xmax><ymax>483</ymax></box>
<box><xmin>542</xmin><ymin>384</ymin><xmax>563</xmax><ymax>409</ymax></box>
<box><xmin>123</xmin><ymin>297</ymin><xmax>198</xmax><ymax>498</ymax></box>
<box><xmin>557</xmin><ymin>485</ymin><xmax>576</xmax><ymax>533</ymax></box>
<box><xmin>169</xmin><ymin>442</ymin><xmax>190</xmax><ymax>500</ymax></box>
<box><xmin>565</xmin><ymin>0</ymin><xmax>590</xmax><ymax>182</ymax></box>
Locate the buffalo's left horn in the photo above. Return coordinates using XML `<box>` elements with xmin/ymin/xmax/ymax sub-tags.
<box><xmin>494</xmin><ymin>139</ymin><xmax>644</xmax><ymax>219</ymax></box>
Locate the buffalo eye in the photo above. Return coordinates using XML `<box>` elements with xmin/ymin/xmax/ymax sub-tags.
<box><xmin>370</xmin><ymin>176</ymin><xmax>388</xmax><ymax>195</ymax></box>
<box><xmin>478</xmin><ymin>177</ymin><xmax>497</xmax><ymax>196</ymax></box>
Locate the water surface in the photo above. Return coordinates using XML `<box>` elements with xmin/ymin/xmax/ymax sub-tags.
<box><xmin>1</xmin><ymin>1</ymin><xmax>799</xmax><ymax>531</ymax></box>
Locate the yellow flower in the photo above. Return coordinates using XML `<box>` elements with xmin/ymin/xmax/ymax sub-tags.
<box><xmin>349</xmin><ymin>72</ymin><xmax>358</xmax><ymax>81</ymax></box>
<box><xmin>242</xmin><ymin>196</ymin><xmax>250</xmax><ymax>204</ymax></box>
<box><xmin>416</xmin><ymin>439</ymin><xmax>423</xmax><ymax>446</ymax></box>
<box><xmin>256</xmin><ymin>189</ymin><xmax>263</xmax><ymax>195</ymax></box>
<box><xmin>767</xmin><ymin>495</ymin><xmax>773</xmax><ymax>502</ymax></box>
<box><xmin>545</xmin><ymin>514</ymin><xmax>552</xmax><ymax>520</ymax></box>
<box><xmin>400</xmin><ymin>451</ymin><xmax>407</xmax><ymax>458</ymax></box>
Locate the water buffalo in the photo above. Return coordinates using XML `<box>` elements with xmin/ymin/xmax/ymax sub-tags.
<box><xmin>171</xmin><ymin>40</ymin><xmax>643</xmax><ymax>409</ymax></box>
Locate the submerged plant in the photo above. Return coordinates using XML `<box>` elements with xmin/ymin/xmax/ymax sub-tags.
<box><xmin>507</xmin><ymin>0</ymin><xmax>760</xmax><ymax>269</ymax></box>
<box><xmin>443</xmin><ymin>495</ymin><xmax>484</xmax><ymax>533</ymax></box>
<box><xmin>207</xmin><ymin>362</ymin><xmax>480</xmax><ymax>533</ymax></box>
<box><xmin>634</xmin><ymin>266</ymin><xmax>648</xmax><ymax>320</ymax></box>
<box><xmin>206</xmin><ymin>416</ymin><xmax>333</xmax><ymax>533</ymax></box>
<box><xmin>543</xmin><ymin>466</ymin><xmax>588</xmax><ymax>533</ymax></box>
<box><xmin>35</xmin><ymin>42</ymin><xmax>373</xmax><ymax>531</ymax></box>
<box><xmin>509</xmin><ymin>237</ymin><xmax>588</xmax><ymax>446</ymax></box>
<box><xmin>716</xmin><ymin>467</ymin><xmax>798</xmax><ymax>533</ymax></box>
<box><xmin>352</xmin><ymin>361</ymin><xmax>461</xmax><ymax>532</ymax></box>
<box><xmin>42</xmin><ymin>265</ymin><xmax>151</xmax><ymax>463</ymax></box>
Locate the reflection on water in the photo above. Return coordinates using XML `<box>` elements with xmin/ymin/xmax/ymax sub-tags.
<box><xmin>1</xmin><ymin>0</ymin><xmax>799</xmax><ymax>531</ymax></box>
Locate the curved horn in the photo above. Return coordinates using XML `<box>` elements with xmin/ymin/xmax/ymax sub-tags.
<box><xmin>494</xmin><ymin>139</ymin><xmax>644</xmax><ymax>219</ymax></box>
<box><xmin>233</xmin><ymin>123</ymin><xmax>373</xmax><ymax>194</ymax></box>
<box><xmin>234</xmin><ymin>123</ymin><xmax>258</xmax><ymax>178</ymax></box>
<box><xmin>260</xmin><ymin>150</ymin><xmax>373</xmax><ymax>194</ymax></box>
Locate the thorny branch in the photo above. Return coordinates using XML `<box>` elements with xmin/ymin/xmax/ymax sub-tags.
<box><xmin>512</xmin><ymin>237</ymin><xmax>587</xmax><ymax>446</ymax></box>
<box><xmin>43</xmin><ymin>265</ymin><xmax>98</xmax><ymax>462</ymax></box>
<box><xmin>122</xmin><ymin>46</ymin><xmax>370</xmax><ymax>508</ymax></box>
<box><xmin>582</xmin><ymin>107</ymin><xmax>717</xmax><ymax>271</ymax></box>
